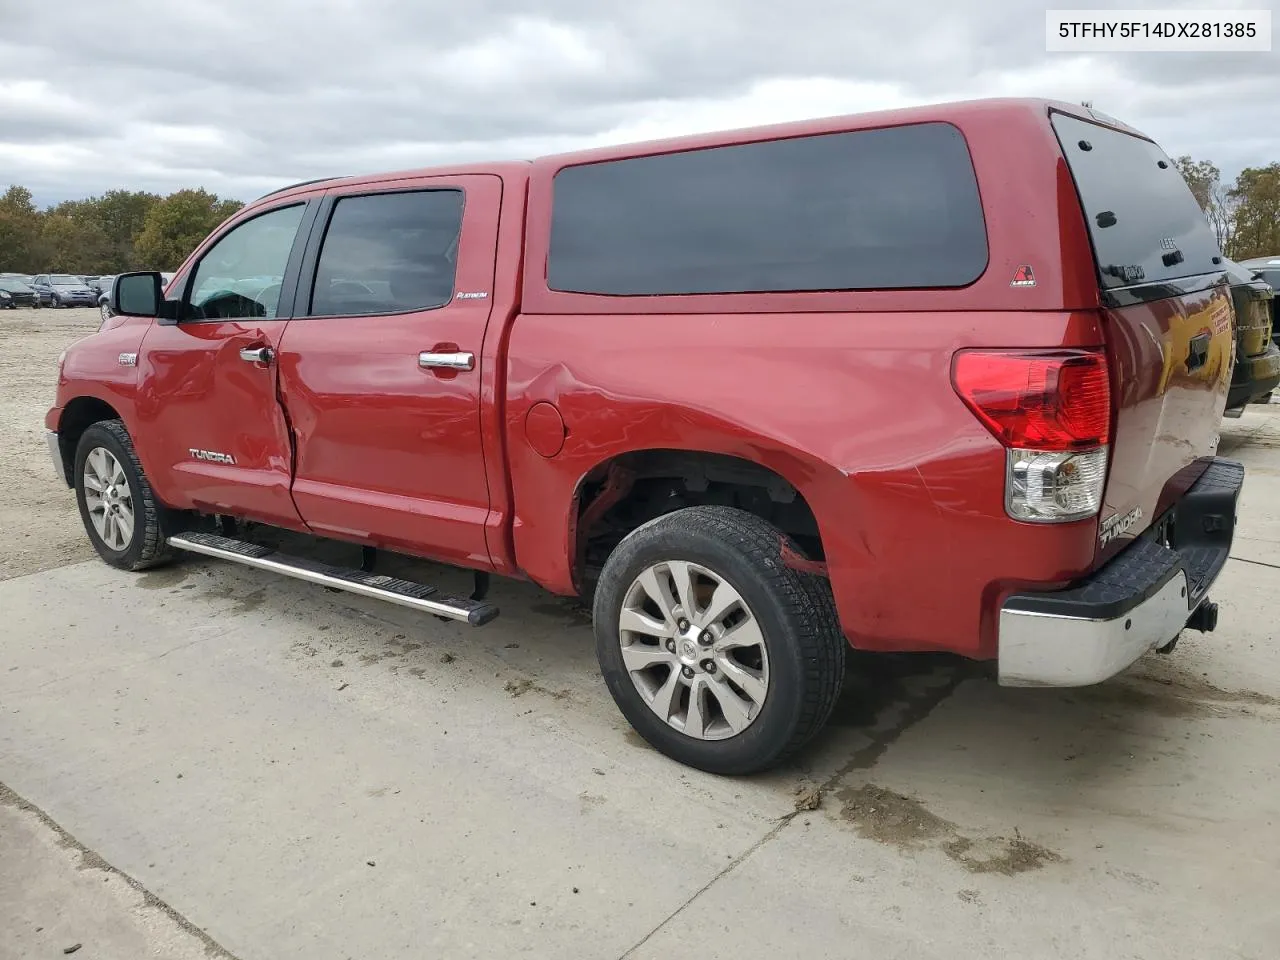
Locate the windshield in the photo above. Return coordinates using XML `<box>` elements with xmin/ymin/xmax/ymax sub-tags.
<box><xmin>52</xmin><ymin>275</ymin><xmax>83</xmax><ymax>285</ymax></box>
<box><xmin>1050</xmin><ymin>112</ymin><xmax>1222</xmax><ymax>291</ymax></box>
<box><xmin>0</xmin><ymin>280</ymin><xmax>32</xmax><ymax>291</ymax></box>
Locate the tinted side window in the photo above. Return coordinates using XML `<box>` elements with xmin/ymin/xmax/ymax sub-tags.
<box><xmin>1050</xmin><ymin>113</ymin><xmax>1222</xmax><ymax>291</ymax></box>
<box><xmin>309</xmin><ymin>190</ymin><xmax>463</xmax><ymax>317</ymax></box>
<box><xmin>548</xmin><ymin>122</ymin><xmax>988</xmax><ymax>296</ymax></box>
<box><xmin>188</xmin><ymin>204</ymin><xmax>305</xmax><ymax>320</ymax></box>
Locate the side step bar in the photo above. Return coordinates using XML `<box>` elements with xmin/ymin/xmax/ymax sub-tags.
<box><xmin>167</xmin><ymin>532</ymin><xmax>500</xmax><ymax>626</ymax></box>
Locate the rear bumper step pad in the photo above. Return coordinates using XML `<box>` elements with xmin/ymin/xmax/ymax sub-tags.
<box><xmin>167</xmin><ymin>531</ymin><xmax>500</xmax><ymax>626</ymax></box>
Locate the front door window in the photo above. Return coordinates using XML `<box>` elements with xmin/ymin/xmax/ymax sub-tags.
<box><xmin>186</xmin><ymin>204</ymin><xmax>305</xmax><ymax>321</ymax></box>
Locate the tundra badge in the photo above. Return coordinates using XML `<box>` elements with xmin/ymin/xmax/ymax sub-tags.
<box><xmin>1099</xmin><ymin>505</ymin><xmax>1143</xmax><ymax>548</ymax></box>
<box><xmin>189</xmin><ymin>449</ymin><xmax>236</xmax><ymax>465</ymax></box>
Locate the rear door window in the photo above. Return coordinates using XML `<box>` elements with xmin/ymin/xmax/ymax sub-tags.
<box><xmin>1050</xmin><ymin>112</ymin><xmax>1222</xmax><ymax>292</ymax></box>
<box><xmin>308</xmin><ymin>189</ymin><xmax>463</xmax><ymax>317</ymax></box>
<box><xmin>548</xmin><ymin>122</ymin><xmax>989</xmax><ymax>296</ymax></box>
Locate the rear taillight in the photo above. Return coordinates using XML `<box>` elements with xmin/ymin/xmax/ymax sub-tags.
<box><xmin>952</xmin><ymin>350</ymin><xmax>1111</xmax><ymax>523</ymax></box>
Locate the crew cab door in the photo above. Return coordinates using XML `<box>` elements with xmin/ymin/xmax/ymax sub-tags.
<box><xmin>133</xmin><ymin>200</ymin><xmax>315</xmax><ymax>528</ymax></box>
<box><xmin>275</xmin><ymin>176</ymin><xmax>501</xmax><ymax>568</ymax></box>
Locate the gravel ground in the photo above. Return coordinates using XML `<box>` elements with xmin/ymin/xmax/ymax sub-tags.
<box><xmin>0</xmin><ymin>306</ymin><xmax>99</xmax><ymax>581</ymax></box>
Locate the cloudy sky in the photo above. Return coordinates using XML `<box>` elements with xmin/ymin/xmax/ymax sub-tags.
<box><xmin>1</xmin><ymin>0</ymin><xmax>1276</xmax><ymax>206</ymax></box>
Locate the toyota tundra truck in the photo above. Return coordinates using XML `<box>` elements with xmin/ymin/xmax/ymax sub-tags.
<box><xmin>47</xmin><ymin>98</ymin><xmax>1244</xmax><ymax>774</ymax></box>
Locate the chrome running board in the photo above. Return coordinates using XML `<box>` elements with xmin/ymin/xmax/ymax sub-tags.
<box><xmin>167</xmin><ymin>532</ymin><xmax>499</xmax><ymax>626</ymax></box>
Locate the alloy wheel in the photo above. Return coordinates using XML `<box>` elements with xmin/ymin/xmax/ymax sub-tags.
<box><xmin>82</xmin><ymin>447</ymin><xmax>135</xmax><ymax>551</ymax></box>
<box><xmin>618</xmin><ymin>560</ymin><xmax>770</xmax><ymax>740</ymax></box>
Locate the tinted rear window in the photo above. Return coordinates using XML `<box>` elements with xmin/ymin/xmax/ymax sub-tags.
<box><xmin>309</xmin><ymin>189</ymin><xmax>463</xmax><ymax>317</ymax></box>
<box><xmin>1050</xmin><ymin>113</ymin><xmax>1222</xmax><ymax>290</ymax></box>
<box><xmin>548</xmin><ymin>122</ymin><xmax>988</xmax><ymax>296</ymax></box>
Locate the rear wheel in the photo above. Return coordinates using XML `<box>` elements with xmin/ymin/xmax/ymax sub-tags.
<box><xmin>74</xmin><ymin>420</ymin><xmax>173</xmax><ymax>571</ymax></box>
<box><xmin>593</xmin><ymin>506</ymin><xmax>845</xmax><ymax>775</ymax></box>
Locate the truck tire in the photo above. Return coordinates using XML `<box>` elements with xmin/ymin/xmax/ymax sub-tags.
<box><xmin>593</xmin><ymin>505</ymin><xmax>845</xmax><ymax>775</ymax></box>
<box><xmin>74</xmin><ymin>419</ymin><xmax>174</xmax><ymax>571</ymax></box>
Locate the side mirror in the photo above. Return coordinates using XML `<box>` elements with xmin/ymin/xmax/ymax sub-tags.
<box><xmin>111</xmin><ymin>272</ymin><xmax>162</xmax><ymax>317</ymax></box>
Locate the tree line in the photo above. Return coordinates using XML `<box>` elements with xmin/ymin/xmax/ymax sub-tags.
<box><xmin>1172</xmin><ymin>158</ymin><xmax>1279</xmax><ymax>261</ymax></box>
<box><xmin>1</xmin><ymin>158</ymin><xmax>1277</xmax><ymax>276</ymax></box>
<box><xmin>0</xmin><ymin>185</ymin><xmax>245</xmax><ymax>275</ymax></box>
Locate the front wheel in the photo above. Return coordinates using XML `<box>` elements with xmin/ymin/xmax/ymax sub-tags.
<box><xmin>51</xmin><ymin>294</ymin><xmax>61</xmax><ymax>308</ymax></box>
<box><xmin>593</xmin><ymin>506</ymin><xmax>845</xmax><ymax>775</ymax></box>
<box><xmin>74</xmin><ymin>420</ymin><xmax>173</xmax><ymax>570</ymax></box>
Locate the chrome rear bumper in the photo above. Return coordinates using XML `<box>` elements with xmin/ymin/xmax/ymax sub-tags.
<box><xmin>998</xmin><ymin>458</ymin><xmax>1244</xmax><ymax>687</ymax></box>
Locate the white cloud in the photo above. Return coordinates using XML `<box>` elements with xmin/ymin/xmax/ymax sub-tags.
<box><xmin>0</xmin><ymin>0</ymin><xmax>1275</xmax><ymax>205</ymax></box>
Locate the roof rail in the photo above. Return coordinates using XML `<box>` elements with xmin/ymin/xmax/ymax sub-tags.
<box><xmin>255</xmin><ymin>176</ymin><xmax>340</xmax><ymax>201</ymax></box>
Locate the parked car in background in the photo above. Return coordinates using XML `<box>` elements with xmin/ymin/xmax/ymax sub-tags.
<box><xmin>31</xmin><ymin>274</ymin><xmax>99</xmax><ymax>308</ymax></box>
<box><xmin>12</xmin><ymin>275</ymin><xmax>54</xmax><ymax>306</ymax></box>
<box><xmin>1</xmin><ymin>273</ymin><xmax>41</xmax><ymax>304</ymax></box>
<box><xmin>1242</xmin><ymin>256</ymin><xmax>1280</xmax><ymax>287</ymax></box>
<box><xmin>88</xmin><ymin>275</ymin><xmax>115</xmax><ymax>295</ymax></box>
<box><xmin>0</xmin><ymin>277</ymin><xmax>41</xmax><ymax>307</ymax></box>
<box><xmin>1224</xmin><ymin>257</ymin><xmax>1280</xmax><ymax>414</ymax></box>
<box><xmin>0</xmin><ymin>289</ymin><xmax>12</xmax><ymax>309</ymax></box>
<box><xmin>1240</xmin><ymin>257</ymin><xmax>1280</xmax><ymax>349</ymax></box>
<box><xmin>95</xmin><ymin>277</ymin><xmax>115</xmax><ymax>323</ymax></box>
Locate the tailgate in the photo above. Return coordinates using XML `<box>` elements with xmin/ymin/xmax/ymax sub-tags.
<box><xmin>1098</xmin><ymin>286</ymin><xmax>1232</xmax><ymax>561</ymax></box>
<box><xmin>1049</xmin><ymin>110</ymin><xmax>1232</xmax><ymax>562</ymax></box>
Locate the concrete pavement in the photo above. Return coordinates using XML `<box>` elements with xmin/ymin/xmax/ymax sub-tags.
<box><xmin>3</xmin><ymin>410</ymin><xmax>1279</xmax><ymax>960</ymax></box>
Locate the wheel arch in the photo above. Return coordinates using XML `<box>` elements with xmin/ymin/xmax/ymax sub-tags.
<box><xmin>568</xmin><ymin>447</ymin><xmax>831</xmax><ymax>597</ymax></box>
<box><xmin>56</xmin><ymin>396</ymin><xmax>125</xmax><ymax>487</ymax></box>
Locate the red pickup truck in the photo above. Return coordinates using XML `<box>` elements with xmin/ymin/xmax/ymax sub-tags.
<box><xmin>47</xmin><ymin>98</ymin><xmax>1244</xmax><ymax>774</ymax></box>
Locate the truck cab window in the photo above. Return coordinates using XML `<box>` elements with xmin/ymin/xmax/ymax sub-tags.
<box><xmin>186</xmin><ymin>204</ymin><xmax>305</xmax><ymax>321</ymax></box>
<box><xmin>308</xmin><ymin>189</ymin><xmax>463</xmax><ymax>318</ymax></box>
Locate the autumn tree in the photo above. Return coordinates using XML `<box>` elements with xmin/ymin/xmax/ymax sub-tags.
<box><xmin>76</xmin><ymin>190</ymin><xmax>161</xmax><ymax>271</ymax></box>
<box><xmin>133</xmin><ymin>189</ymin><xmax>244</xmax><ymax>270</ymax></box>
<box><xmin>0</xmin><ymin>186</ymin><xmax>44</xmax><ymax>272</ymax></box>
<box><xmin>39</xmin><ymin>212</ymin><xmax>113</xmax><ymax>272</ymax></box>
<box><xmin>1229</xmin><ymin>163</ymin><xmax>1280</xmax><ymax>261</ymax></box>
<box><xmin>1174</xmin><ymin>156</ymin><xmax>1235</xmax><ymax>253</ymax></box>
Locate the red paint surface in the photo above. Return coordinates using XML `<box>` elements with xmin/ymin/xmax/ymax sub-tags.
<box><xmin>134</xmin><ymin>319</ymin><xmax>303</xmax><ymax>528</ymax></box>
<box><xmin>49</xmin><ymin>98</ymin><xmax>1228</xmax><ymax>661</ymax></box>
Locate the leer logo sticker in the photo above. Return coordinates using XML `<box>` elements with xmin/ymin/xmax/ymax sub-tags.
<box><xmin>1010</xmin><ymin>265</ymin><xmax>1037</xmax><ymax>287</ymax></box>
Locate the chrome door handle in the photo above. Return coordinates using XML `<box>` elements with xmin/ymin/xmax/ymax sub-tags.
<box><xmin>418</xmin><ymin>351</ymin><xmax>475</xmax><ymax>371</ymax></box>
<box><xmin>239</xmin><ymin>346</ymin><xmax>274</xmax><ymax>364</ymax></box>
